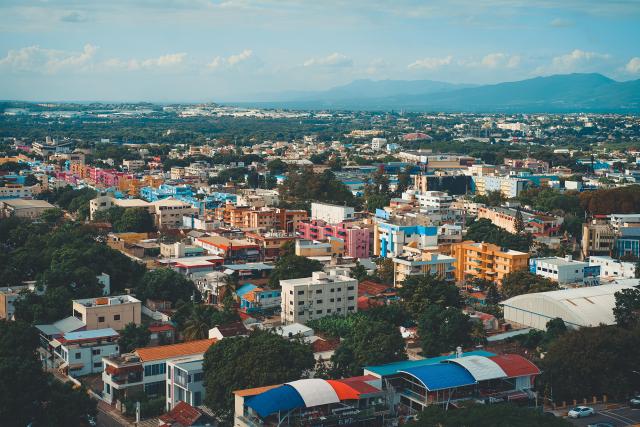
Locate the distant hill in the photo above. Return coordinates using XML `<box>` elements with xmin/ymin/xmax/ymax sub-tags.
<box><xmin>237</xmin><ymin>73</ymin><xmax>640</xmax><ymax>113</ymax></box>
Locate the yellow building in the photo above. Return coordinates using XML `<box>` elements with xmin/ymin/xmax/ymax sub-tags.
<box><xmin>450</xmin><ymin>241</ymin><xmax>529</xmax><ymax>285</ymax></box>
<box><xmin>72</xmin><ymin>295</ymin><xmax>142</xmax><ymax>331</ymax></box>
<box><xmin>295</xmin><ymin>238</ymin><xmax>344</xmax><ymax>257</ymax></box>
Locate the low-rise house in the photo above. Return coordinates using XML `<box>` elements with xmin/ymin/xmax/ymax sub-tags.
<box><xmin>160</xmin><ymin>401</ymin><xmax>211</xmax><ymax>426</ymax></box>
<box><xmin>166</xmin><ymin>357</ymin><xmax>206</xmax><ymax>410</ymax></box>
<box><xmin>208</xmin><ymin>321</ymin><xmax>249</xmax><ymax>340</ymax></box>
<box><xmin>236</xmin><ymin>283</ymin><xmax>281</xmax><ymax>314</ymax></box>
<box><xmin>0</xmin><ymin>198</ymin><xmax>55</xmax><ymax>218</ymax></box>
<box><xmin>529</xmin><ymin>256</ymin><xmax>600</xmax><ymax>286</ymax></box>
<box><xmin>72</xmin><ymin>295</ymin><xmax>142</xmax><ymax>331</ymax></box>
<box><xmin>56</xmin><ymin>328</ymin><xmax>119</xmax><ymax>377</ymax></box>
<box><xmin>589</xmin><ymin>255</ymin><xmax>636</xmax><ymax>279</ymax></box>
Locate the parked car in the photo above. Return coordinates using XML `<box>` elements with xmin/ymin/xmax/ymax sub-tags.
<box><xmin>630</xmin><ymin>395</ymin><xmax>640</xmax><ymax>408</ymax></box>
<box><xmin>587</xmin><ymin>423</ymin><xmax>614</xmax><ymax>427</ymax></box>
<box><xmin>568</xmin><ymin>406</ymin><xmax>595</xmax><ymax>418</ymax></box>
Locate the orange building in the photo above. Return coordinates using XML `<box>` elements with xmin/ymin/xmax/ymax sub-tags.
<box><xmin>450</xmin><ymin>241</ymin><xmax>529</xmax><ymax>285</ymax></box>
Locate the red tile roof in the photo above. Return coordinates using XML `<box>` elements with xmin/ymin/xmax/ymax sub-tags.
<box><xmin>489</xmin><ymin>354</ymin><xmax>541</xmax><ymax>378</ymax></box>
<box><xmin>159</xmin><ymin>401</ymin><xmax>202</xmax><ymax>426</ymax></box>
<box><xmin>358</xmin><ymin>280</ymin><xmax>394</xmax><ymax>296</ymax></box>
<box><xmin>135</xmin><ymin>338</ymin><xmax>216</xmax><ymax>362</ymax></box>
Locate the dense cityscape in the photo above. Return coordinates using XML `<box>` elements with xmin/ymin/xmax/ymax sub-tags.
<box><xmin>2</xmin><ymin>1</ymin><xmax>640</xmax><ymax>427</ymax></box>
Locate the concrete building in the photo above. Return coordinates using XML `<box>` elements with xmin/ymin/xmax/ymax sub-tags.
<box><xmin>589</xmin><ymin>255</ymin><xmax>636</xmax><ymax>279</ymax></box>
<box><xmin>310</xmin><ymin>202</ymin><xmax>355</xmax><ymax>224</ymax></box>
<box><xmin>166</xmin><ymin>357</ymin><xmax>205</xmax><ymax>410</ymax></box>
<box><xmin>102</xmin><ymin>339</ymin><xmax>215</xmax><ymax>405</ymax></box>
<box><xmin>295</xmin><ymin>238</ymin><xmax>344</xmax><ymax>258</ymax></box>
<box><xmin>150</xmin><ymin>198</ymin><xmax>197</xmax><ymax>229</ymax></box>
<box><xmin>371</xmin><ymin>137</ymin><xmax>387</xmax><ymax>151</ymax></box>
<box><xmin>392</xmin><ymin>252</ymin><xmax>456</xmax><ymax>285</ymax></box>
<box><xmin>297</xmin><ymin>220</ymin><xmax>371</xmax><ymax>258</ymax></box>
<box><xmin>581</xmin><ymin>219</ymin><xmax>616</xmax><ymax>259</ymax></box>
<box><xmin>473</xmin><ymin>175</ymin><xmax>528</xmax><ymax>198</ymax></box>
<box><xmin>502</xmin><ymin>283</ymin><xmax>636</xmax><ymax>330</ymax></box>
<box><xmin>72</xmin><ymin>295</ymin><xmax>142</xmax><ymax>331</ymax></box>
<box><xmin>0</xmin><ymin>198</ymin><xmax>55</xmax><ymax>218</ymax></box>
<box><xmin>374</xmin><ymin>222</ymin><xmax>438</xmax><ymax>258</ymax></box>
<box><xmin>0</xmin><ymin>184</ymin><xmax>34</xmax><ymax>199</ymax></box>
<box><xmin>56</xmin><ymin>328</ymin><xmax>119</xmax><ymax>377</ymax></box>
<box><xmin>89</xmin><ymin>194</ymin><xmax>151</xmax><ymax>220</ymax></box>
<box><xmin>451</xmin><ymin>241</ymin><xmax>529</xmax><ymax>285</ymax></box>
<box><xmin>477</xmin><ymin>206</ymin><xmax>563</xmax><ymax>236</ymax></box>
<box><xmin>529</xmin><ymin>256</ymin><xmax>600</xmax><ymax>286</ymax></box>
<box><xmin>280</xmin><ymin>271</ymin><xmax>358</xmax><ymax>324</ymax></box>
<box><xmin>122</xmin><ymin>159</ymin><xmax>146</xmax><ymax>171</ymax></box>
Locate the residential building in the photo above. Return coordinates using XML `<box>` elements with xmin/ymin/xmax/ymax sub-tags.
<box><xmin>295</xmin><ymin>238</ymin><xmax>344</xmax><ymax>258</ymax></box>
<box><xmin>310</xmin><ymin>202</ymin><xmax>355</xmax><ymax>223</ymax></box>
<box><xmin>235</xmin><ymin>283</ymin><xmax>281</xmax><ymax>314</ymax></box>
<box><xmin>589</xmin><ymin>255</ymin><xmax>636</xmax><ymax>279</ymax></box>
<box><xmin>581</xmin><ymin>218</ymin><xmax>616</xmax><ymax>259</ymax></box>
<box><xmin>414</xmin><ymin>174</ymin><xmax>473</xmax><ymax>195</ymax></box>
<box><xmin>56</xmin><ymin>328</ymin><xmax>119</xmax><ymax>377</ymax></box>
<box><xmin>150</xmin><ymin>198</ymin><xmax>197</xmax><ymax>229</ymax></box>
<box><xmin>72</xmin><ymin>295</ymin><xmax>142</xmax><ymax>331</ymax></box>
<box><xmin>473</xmin><ymin>175</ymin><xmax>528</xmax><ymax>198</ymax></box>
<box><xmin>166</xmin><ymin>357</ymin><xmax>206</xmax><ymax>410</ymax></box>
<box><xmin>451</xmin><ymin>241</ymin><xmax>529</xmax><ymax>285</ymax></box>
<box><xmin>0</xmin><ymin>184</ymin><xmax>34</xmax><ymax>199</ymax></box>
<box><xmin>280</xmin><ymin>271</ymin><xmax>358</xmax><ymax>324</ymax></box>
<box><xmin>371</xmin><ymin>137</ymin><xmax>387</xmax><ymax>151</ymax></box>
<box><xmin>529</xmin><ymin>256</ymin><xmax>600</xmax><ymax>286</ymax></box>
<box><xmin>477</xmin><ymin>206</ymin><xmax>563</xmax><ymax>236</ymax></box>
<box><xmin>615</xmin><ymin>226</ymin><xmax>640</xmax><ymax>258</ymax></box>
<box><xmin>374</xmin><ymin>221</ymin><xmax>438</xmax><ymax>258</ymax></box>
<box><xmin>102</xmin><ymin>338</ymin><xmax>216</xmax><ymax>405</ymax></box>
<box><xmin>89</xmin><ymin>194</ymin><xmax>151</xmax><ymax>220</ymax></box>
<box><xmin>0</xmin><ymin>198</ymin><xmax>55</xmax><ymax>218</ymax></box>
<box><xmin>244</xmin><ymin>231</ymin><xmax>297</xmax><ymax>261</ymax></box>
<box><xmin>160</xmin><ymin>242</ymin><xmax>206</xmax><ymax>258</ymax></box>
<box><xmin>297</xmin><ymin>219</ymin><xmax>371</xmax><ymax>258</ymax></box>
<box><xmin>194</xmin><ymin>236</ymin><xmax>261</xmax><ymax>262</ymax></box>
<box><xmin>392</xmin><ymin>252</ymin><xmax>456</xmax><ymax>285</ymax></box>
<box><xmin>122</xmin><ymin>159</ymin><xmax>146</xmax><ymax>171</ymax></box>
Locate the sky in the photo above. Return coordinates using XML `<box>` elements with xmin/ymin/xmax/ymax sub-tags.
<box><xmin>0</xmin><ymin>0</ymin><xmax>639</xmax><ymax>102</ymax></box>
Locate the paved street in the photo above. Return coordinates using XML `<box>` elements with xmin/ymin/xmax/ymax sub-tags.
<box><xmin>568</xmin><ymin>405</ymin><xmax>640</xmax><ymax>426</ymax></box>
<box><xmin>97</xmin><ymin>401</ymin><xmax>130</xmax><ymax>427</ymax></box>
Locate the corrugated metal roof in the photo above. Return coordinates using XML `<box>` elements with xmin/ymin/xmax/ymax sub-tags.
<box><xmin>401</xmin><ymin>363</ymin><xmax>476</xmax><ymax>391</ymax></box>
<box><xmin>489</xmin><ymin>354</ymin><xmax>541</xmax><ymax>378</ymax></box>
<box><xmin>62</xmin><ymin>328</ymin><xmax>118</xmax><ymax>342</ymax></box>
<box><xmin>286</xmin><ymin>379</ymin><xmax>340</xmax><ymax>407</ymax></box>
<box><xmin>245</xmin><ymin>385</ymin><xmax>305</xmax><ymax>418</ymax></box>
<box><xmin>363</xmin><ymin>350</ymin><xmax>495</xmax><ymax>377</ymax></box>
<box><xmin>136</xmin><ymin>338</ymin><xmax>216</xmax><ymax>362</ymax></box>
<box><xmin>445</xmin><ymin>355</ymin><xmax>507</xmax><ymax>381</ymax></box>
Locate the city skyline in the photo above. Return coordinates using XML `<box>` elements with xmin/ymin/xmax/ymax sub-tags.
<box><xmin>1</xmin><ymin>0</ymin><xmax>639</xmax><ymax>102</ymax></box>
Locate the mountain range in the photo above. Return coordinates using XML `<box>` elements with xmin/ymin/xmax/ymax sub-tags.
<box><xmin>236</xmin><ymin>73</ymin><xmax>640</xmax><ymax>113</ymax></box>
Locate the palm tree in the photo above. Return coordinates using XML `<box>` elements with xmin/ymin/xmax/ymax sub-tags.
<box><xmin>182</xmin><ymin>306</ymin><xmax>211</xmax><ymax>341</ymax></box>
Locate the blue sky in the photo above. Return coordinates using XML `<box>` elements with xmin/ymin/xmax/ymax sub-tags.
<box><xmin>0</xmin><ymin>0</ymin><xmax>639</xmax><ymax>102</ymax></box>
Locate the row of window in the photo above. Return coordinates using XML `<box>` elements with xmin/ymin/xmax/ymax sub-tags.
<box><xmin>97</xmin><ymin>314</ymin><xmax>121</xmax><ymax>323</ymax></box>
<box><xmin>290</xmin><ymin>286</ymin><xmax>354</xmax><ymax>296</ymax></box>
<box><xmin>290</xmin><ymin>305</ymin><xmax>355</xmax><ymax>316</ymax></box>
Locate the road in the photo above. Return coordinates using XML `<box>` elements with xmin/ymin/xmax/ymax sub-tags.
<box><xmin>96</xmin><ymin>401</ymin><xmax>130</xmax><ymax>427</ymax></box>
<box><xmin>568</xmin><ymin>405</ymin><xmax>640</xmax><ymax>426</ymax></box>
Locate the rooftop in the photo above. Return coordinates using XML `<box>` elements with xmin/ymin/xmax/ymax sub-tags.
<box><xmin>73</xmin><ymin>295</ymin><xmax>140</xmax><ymax>307</ymax></box>
<box><xmin>135</xmin><ymin>338</ymin><xmax>216</xmax><ymax>362</ymax></box>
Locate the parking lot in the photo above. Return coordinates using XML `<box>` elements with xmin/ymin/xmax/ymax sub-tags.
<box><xmin>568</xmin><ymin>406</ymin><xmax>640</xmax><ymax>426</ymax></box>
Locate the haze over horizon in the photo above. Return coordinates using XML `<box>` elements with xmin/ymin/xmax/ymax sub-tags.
<box><xmin>1</xmin><ymin>0</ymin><xmax>639</xmax><ymax>102</ymax></box>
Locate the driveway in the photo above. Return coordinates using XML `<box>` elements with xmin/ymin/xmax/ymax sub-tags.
<box><xmin>568</xmin><ymin>405</ymin><xmax>640</xmax><ymax>426</ymax></box>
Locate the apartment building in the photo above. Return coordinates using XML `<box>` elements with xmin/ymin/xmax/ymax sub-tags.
<box><xmin>529</xmin><ymin>256</ymin><xmax>600</xmax><ymax>286</ymax></box>
<box><xmin>166</xmin><ymin>357</ymin><xmax>206</xmax><ymax>410</ymax></box>
<box><xmin>150</xmin><ymin>198</ymin><xmax>197</xmax><ymax>229</ymax></box>
<box><xmin>0</xmin><ymin>198</ymin><xmax>55</xmax><ymax>218</ymax></box>
<box><xmin>244</xmin><ymin>231</ymin><xmax>296</xmax><ymax>261</ymax></box>
<box><xmin>102</xmin><ymin>339</ymin><xmax>216</xmax><ymax>405</ymax></box>
<box><xmin>451</xmin><ymin>241</ymin><xmax>529</xmax><ymax>285</ymax></box>
<box><xmin>477</xmin><ymin>206</ymin><xmax>563</xmax><ymax>236</ymax></box>
<box><xmin>194</xmin><ymin>236</ymin><xmax>261</xmax><ymax>262</ymax></box>
<box><xmin>297</xmin><ymin>219</ymin><xmax>371</xmax><ymax>258</ymax></box>
<box><xmin>89</xmin><ymin>194</ymin><xmax>152</xmax><ymax>220</ymax></box>
<box><xmin>295</xmin><ymin>238</ymin><xmax>344</xmax><ymax>258</ymax></box>
<box><xmin>392</xmin><ymin>252</ymin><xmax>456</xmax><ymax>285</ymax></box>
<box><xmin>56</xmin><ymin>328</ymin><xmax>119</xmax><ymax>377</ymax></box>
<box><xmin>473</xmin><ymin>175</ymin><xmax>528</xmax><ymax>198</ymax></box>
<box><xmin>215</xmin><ymin>203</ymin><xmax>308</xmax><ymax>232</ymax></box>
<box><xmin>589</xmin><ymin>255</ymin><xmax>636</xmax><ymax>279</ymax></box>
<box><xmin>122</xmin><ymin>159</ymin><xmax>146</xmax><ymax>171</ymax></box>
<box><xmin>581</xmin><ymin>218</ymin><xmax>616</xmax><ymax>259</ymax></box>
<box><xmin>373</xmin><ymin>221</ymin><xmax>438</xmax><ymax>258</ymax></box>
<box><xmin>0</xmin><ymin>184</ymin><xmax>34</xmax><ymax>199</ymax></box>
<box><xmin>310</xmin><ymin>202</ymin><xmax>355</xmax><ymax>223</ymax></box>
<box><xmin>72</xmin><ymin>295</ymin><xmax>142</xmax><ymax>331</ymax></box>
<box><xmin>280</xmin><ymin>271</ymin><xmax>358</xmax><ymax>324</ymax></box>
<box><xmin>371</xmin><ymin>137</ymin><xmax>387</xmax><ymax>151</ymax></box>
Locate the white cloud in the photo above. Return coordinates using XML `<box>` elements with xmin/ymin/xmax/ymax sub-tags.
<box><xmin>208</xmin><ymin>49</ymin><xmax>253</xmax><ymax>70</ymax></box>
<box><xmin>549</xmin><ymin>18</ymin><xmax>573</xmax><ymax>28</ymax></box>
<box><xmin>625</xmin><ymin>57</ymin><xmax>640</xmax><ymax>74</ymax></box>
<box><xmin>477</xmin><ymin>52</ymin><xmax>520</xmax><ymax>69</ymax></box>
<box><xmin>407</xmin><ymin>55</ymin><xmax>452</xmax><ymax>70</ymax></box>
<box><xmin>0</xmin><ymin>44</ymin><xmax>97</xmax><ymax>73</ymax></box>
<box><xmin>543</xmin><ymin>49</ymin><xmax>610</xmax><ymax>73</ymax></box>
<box><xmin>303</xmin><ymin>52</ymin><xmax>352</xmax><ymax>68</ymax></box>
<box><xmin>104</xmin><ymin>52</ymin><xmax>186</xmax><ymax>71</ymax></box>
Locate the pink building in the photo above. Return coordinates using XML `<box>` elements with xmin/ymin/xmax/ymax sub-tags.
<box><xmin>297</xmin><ymin>219</ymin><xmax>370</xmax><ymax>258</ymax></box>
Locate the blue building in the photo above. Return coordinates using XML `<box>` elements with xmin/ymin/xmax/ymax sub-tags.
<box><xmin>375</xmin><ymin>220</ymin><xmax>438</xmax><ymax>258</ymax></box>
<box><xmin>616</xmin><ymin>227</ymin><xmax>640</xmax><ymax>258</ymax></box>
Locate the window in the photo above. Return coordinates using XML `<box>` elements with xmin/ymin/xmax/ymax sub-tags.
<box><xmin>327</xmin><ymin>309</ymin><xmax>332</xmax><ymax>313</ymax></box>
<box><xmin>337</xmin><ymin>288</ymin><xmax>342</xmax><ymax>292</ymax></box>
<box><xmin>330</xmin><ymin>298</ymin><xmax>335</xmax><ymax>302</ymax></box>
<box><xmin>298</xmin><ymin>301</ymin><xmax>304</xmax><ymax>305</ymax></box>
<box><xmin>316</xmin><ymin>310</ymin><xmax>322</xmax><ymax>314</ymax></box>
<box><xmin>297</xmin><ymin>290</ymin><xmax>304</xmax><ymax>295</ymax></box>
<box><xmin>316</xmin><ymin>299</ymin><xmax>323</xmax><ymax>304</ymax></box>
<box><xmin>93</xmin><ymin>361</ymin><xmax>102</xmax><ymax>368</ymax></box>
<box><xmin>337</xmin><ymin>308</ymin><xmax>342</xmax><ymax>312</ymax></box>
<box><xmin>114</xmin><ymin>314</ymin><xmax>120</xmax><ymax>321</ymax></box>
<box><xmin>347</xmin><ymin>286</ymin><xmax>354</xmax><ymax>291</ymax></box>
<box><xmin>348</xmin><ymin>306</ymin><xmax>355</xmax><ymax>311</ymax></box>
<box><xmin>316</xmin><ymin>289</ymin><xmax>322</xmax><ymax>294</ymax></box>
<box><xmin>289</xmin><ymin>311</ymin><xmax>293</xmax><ymax>315</ymax></box>
<box><xmin>193</xmin><ymin>372</ymin><xmax>204</xmax><ymax>382</ymax></box>
<box><xmin>298</xmin><ymin>310</ymin><xmax>304</xmax><ymax>315</ymax></box>
<box><xmin>330</xmin><ymin>288</ymin><xmax>335</xmax><ymax>292</ymax></box>
<box><xmin>92</xmin><ymin>349</ymin><xmax>101</xmax><ymax>355</ymax></box>
<box><xmin>348</xmin><ymin>296</ymin><xmax>354</xmax><ymax>301</ymax></box>
<box><xmin>289</xmin><ymin>300</ymin><xmax>293</xmax><ymax>305</ymax></box>
<box><xmin>75</xmin><ymin>352</ymin><xmax>81</xmax><ymax>360</ymax></box>
<box><xmin>98</xmin><ymin>316</ymin><xmax>105</xmax><ymax>323</ymax></box>
<box><xmin>337</xmin><ymin>298</ymin><xmax>342</xmax><ymax>302</ymax></box>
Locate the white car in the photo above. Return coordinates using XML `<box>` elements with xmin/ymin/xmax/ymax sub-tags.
<box><xmin>568</xmin><ymin>406</ymin><xmax>595</xmax><ymax>418</ymax></box>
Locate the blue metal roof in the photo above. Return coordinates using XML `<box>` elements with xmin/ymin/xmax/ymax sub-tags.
<box><xmin>401</xmin><ymin>363</ymin><xmax>477</xmax><ymax>391</ymax></box>
<box><xmin>245</xmin><ymin>385</ymin><xmax>305</xmax><ymax>418</ymax></box>
<box><xmin>236</xmin><ymin>283</ymin><xmax>257</xmax><ymax>298</ymax></box>
<box><xmin>364</xmin><ymin>350</ymin><xmax>495</xmax><ymax>377</ymax></box>
<box><xmin>63</xmin><ymin>328</ymin><xmax>118</xmax><ymax>341</ymax></box>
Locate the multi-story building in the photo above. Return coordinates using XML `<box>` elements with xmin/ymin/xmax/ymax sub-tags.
<box><xmin>89</xmin><ymin>194</ymin><xmax>152</xmax><ymax>220</ymax></box>
<box><xmin>374</xmin><ymin>221</ymin><xmax>438</xmax><ymax>258</ymax></box>
<box><xmin>615</xmin><ymin>226</ymin><xmax>640</xmax><ymax>259</ymax></box>
<box><xmin>72</xmin><ymin>295</ymin><xmax>142</xmax><ymax>331</ymax></box>
<box><xmin>371</xmin><ymin>137</ymin><xmax>387</xmax><ymax>151</ymax></box>
<box><xmin>581</xmin><ymin>218</ymin><xmax>616</xmax><ymax>259</ymax></box>
<box><xmin>0</xmin><ymin>184</ymin><xmax>34</xmax><ymax>199</ymax></box>
<box><xmin>122</xmin><ymin>159</ymin><xmax>146</xmax><ymax>171</ymax></box>
<box><xmin>102</xmin><ymin>338</ymin><xmax>216</xmax><ymax>405</ymax></box>
<box><xmin>236</xmin><ymin>189</ymin><xmax>280</xmax><ymax>208</ymax></box>
<box><xmin>215</xmin><ymin>203</ymin><xmax>308</xmax><ymax>232</ymax></box>
<box><xmin>477</xmin><ymin>206</ymin><xmax>563</xmax><ymax>236</ymax></box>
<box><xmin>451</xmin><ymin>241</ymin><xmax>529</xmax><ymax>285</ymax></box>
<box><xmin>297</xmin><ymin>219</ymin><xmax>370</xmax><ymax>258</ymax></box>
<box><xmin>473</xmin><ymin>175</ymin><xmax>528</xmax><ymax>198</ymax></box>
<box><xmin>589</xmin><ymin>255</ymin><xmax>636</xmax><ymax>279</ymax></box>
<box><xmin>56</xmin><ymin>328</ymin><xmax>119</xmax><ymax>377</ymax></box>
<box><xmin>0</xmin><ymin>198</ymin><xmax>55</xmax><ymax>218</ymax></box>
<box><xmin>166</xmin><ymin>357</ymin><xmax>206</xmax><ymax>410</ymax></box>
<box><xmin>194</xmin><ymin>236</ymin><xmax>261</xmax><ymax>262</ymax></box>
<box><xmin>244</xmin><ymin>231</ymin><xmax>296</xmax><ymax>261</ymax></box>
<box><xmin>150</xmin><ymin>198</ymin><xmax>197</xmax><ymax>229</ymax></box>
<box><xmin>295</xmin><ymin>238</ymin><xmax>344</xmax><ymax>258</ymax></box>
<box><xmin>310</xmin><ymin>202</ymin><xmax>356</xmax><ymax>224</ymax></box>
<box><xmin>392</xmin><ymin>252</ymin><xmax>456</xmax><ymax>285</ymax></box>
<box><xmin>280</xmin><ymin>271</ymin><xmax>358</xmax><ymax>324</ymax></box>
<box><xmin>529</xmin><ymin>256</ymin><xmax>600</xmax><ymax>286</ymax></box>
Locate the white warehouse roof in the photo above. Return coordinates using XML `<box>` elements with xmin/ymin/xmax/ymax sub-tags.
<box><xmin>286</xmin><ymin>379</ymin><xmax>340</xmax><ymax>407</ymax></box>
<box><xmin>501</xmin><ymin>283</ymin><xmax>637</xmax><ymax>329</ymax></box>
<box><xmin>446</xmin><ymin>355</ymin><xmax>507</xmax><ymax>381</ymax></box>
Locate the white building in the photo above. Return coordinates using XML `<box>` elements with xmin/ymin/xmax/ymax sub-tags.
<box><xmin>589</xmin><ymin>255</ymin><xmax>636</xmax><ymax>279</ymax></box>
<box><xmin>310</xmin><ymin>202</ymin><xmax>355</xmax><ymax>224</ymax></box>
<box><xmin>280</xmin><ymin>271</ymin><xmax>358</xmax><ymax>324</ymax></box>
<box><xmin>474</xmin><ymin>175</ymin><xmax>528</xmax><ymax>198</ymax></box>
<box><xmin>56</xmin><ymin>328</ymin><xmax>119</xmax><ymax>377</ymax></box>
<box><xmin>414</xmin><ymin>191</ymin><xmax>454</xmax><ymax>214</ymax></box>
<box><xmin>529</xmin><ymin>256</ymin><xmax>600</xmax><ymax>286</ymax></box>
<box><xmin>502</xmin><ymin>283</ymin><xmax>636</xmax><ymax>330</ymax></box>
<box><xmin>122</xmin><ymin>159</ymin><xmax>145</xmax><ymax>171</ymax></box>
<box><xmin>371</xmin><ymin>138</ymin><xmax>387</xmax><ymax>151</ymax></box>
<box><xmin>165</xmin><ymin>357</ymin><xmax>206</xmax><ymax>410</ymax></box>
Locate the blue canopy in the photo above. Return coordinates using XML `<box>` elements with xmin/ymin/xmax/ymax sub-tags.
<box><xmin>245</xmin><ymin>385</ymin><xmax>305</xmax><ymax>417</ymax></box>
<box><xmin>401</xmin><ymin>363</ymin><xmax>476</xmax><ymax>391</ymax></box>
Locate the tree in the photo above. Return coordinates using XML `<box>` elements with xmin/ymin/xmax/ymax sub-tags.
<box><xmin>407</xmin><ymin>403</ymin><xmax>571</xmax><ymax>427</ymax></box>
<box><xmin>372</xmin><ymin>258</ymin><xmax>394</xmax><ymax>284</ymax></box>
<box><xmin>635</xmin><ymin>262</ymin><xmax>640</xmax><ymax>279</ymax></box>
<box><xmin>398</xmin><ymin>275</ymin><xmax>462</xmax><ymax>319</ymax></box>
<box><xmin>40</xmin><ymin>208</ymin><xmax>64</xmax><ymax>225</ymax></box>
<box><xmin>418</xmin><ymin>305</ymin><xmax>473</xmax><ymax>357</ymax></box>
<box><xmin>203</xmin><ymin>330</ymin><xmax>314</xmax><ymax>422</ymax></box>
<box><xmin>268</xmin><ymin>254</ymin><xmax>323</xmax><ymax>288</ymax></box>
<box><xmin>514</xmin><ymin>206</ymin><xmax>525</xmax><ymax>234</ymax></box>
<box><xmin>182</xmin><ymin>304</ymin><xmax>239</xmax><ymax>341</ymax></box>
<box><xmin>465</xmin><ymin>219</ymin><xmax>532</xmax><ymax>252</ymax></box>
<box><xmin>135</xmin><ymin>269</ymin><xmax>199</xmax><ymax>305</ymax></box>
<box><xmin>119</xmin><ymin>323</ymin><xmax>151</xmax><ymax>353</ymax></box>
<box><xmin>330</xmin><ymin>318</ymin><xmax>406</xmax><ymax>377</ymax></box>
<box><xmin>541</xmin><ymin>325</ymin><xmax>640</xmax><ymax>402</ymax></box>
<box><xmin>350</xmin><ymin>261</ymin><xmax>368</xmax><ymax>282</ymax></box>
<box><xmin>613</xmin><ymin>287</ymin><xmax>640</xmax><ymax>328</ymax></box>
<box><xmin>500</xmin><ymin>270</ymin><xmax>559</xmax><ymax>299</ymax></box>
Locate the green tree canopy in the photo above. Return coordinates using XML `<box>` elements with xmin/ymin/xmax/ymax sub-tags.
<box><xmin>119</xmin><ymin>323</ymin><xmax>151</xmax><ymax>353</ymax></box>
<box><xmin>500</xmin><ymin>270</ymin><xmax>559</xmax><ymax>299</ymax></box>
<box><xmin>465</xmin><ymin>218</ymin><xmax>532</xmax><ymax>252</ymax></box>
<box><xmin>613</xmin><ymin>286</ymin><xmax>640</xmax><ymax>328</ymax></box>
<box><xmin>268</xmin><ymin>254</ymin><xmax>323</xmax><ymax>288</ymax></box>
<box><xmin>203</xmin><ymin>329</ymin><xmax>314</xmax><ymax>422</ymax></box>
<box><xmin>398</xmin><ymin>275</ymin><xmax>462</xmax><ymax>319</ymax></box>
<box><xmin>135</xmin><ymin>268</ymin><xmax>199</xmax><ymax>305</ymax></box>
<box><xmin>418</xmin><ymin>305</ymin><xmax>473</xmax><ymax>357</ymax></box>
